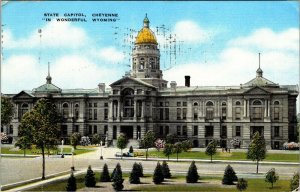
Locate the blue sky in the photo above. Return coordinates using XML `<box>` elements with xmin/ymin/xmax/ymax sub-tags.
<box><xmin>2</xmin><ymin>1</ymin><xmax>299</xmax><ymax>93</ymax></box>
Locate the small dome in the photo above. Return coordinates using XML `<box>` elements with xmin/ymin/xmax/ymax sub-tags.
<box><xmin>135</xmin><ymin>14</ymin><xmax>157</xmax><ymax>45</ymax></box>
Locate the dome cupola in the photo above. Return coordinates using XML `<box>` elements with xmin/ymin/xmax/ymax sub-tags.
<box><xmin>135</xmin><ymin>14</ymin><xmax>157</xmax><ymax>45</ymax></box>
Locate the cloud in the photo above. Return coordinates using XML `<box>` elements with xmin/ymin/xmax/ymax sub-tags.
<box><xmin>173</xmin><ymin>20</ymin><xmax>213</xmax><ymax>43</ymax></box>
<box><xmin>164</xmin><ymin>28</ymin><xmax>299</xmax><ymax>87</ymax></box>
<box><xmin>93</xmin><ymin>47</ymin><xmax>125</xmax><ymax>63</ymax></box>
<box><xmin>3</xmin><ymin>21</ymin><xmax>89</xmax><ymax>49</ymax></box>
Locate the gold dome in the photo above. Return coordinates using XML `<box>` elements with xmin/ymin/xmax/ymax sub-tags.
<box><xmin>135</xmin><ymin>14</ymin><xmax>157</xmax><ymax>45</ymax></box>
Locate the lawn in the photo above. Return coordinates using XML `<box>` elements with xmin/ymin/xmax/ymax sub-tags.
<box><xmin>138</xmin><ymin>151</ymin><xmax>299</xmax><ymax>162</ymax></box>
<box><xmin>1</xmin><ymin>145</ymin><xmax>96</xmax><ymax>156</ymax></box>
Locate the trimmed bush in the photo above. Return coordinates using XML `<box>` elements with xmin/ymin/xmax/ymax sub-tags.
<box><xmin>222</xmin><ymin>165</ymin><xmax>238</xmax><ymax>185</ymax></box>
<box><xmin>137</xmin><ymin>163</ymin><xmax>144</xmax><ymax>177</ymax></box>
<box><xmin>130</xmin><ymin>162</ymin><xmax>141</xmax><ymax>184</ymax></box>
<box><xmin>236</xmin><ymin>178</ymin><xmax>248</xmax><ymax>191</ymax></box>
<box><xmin>85</xmin><ymin>165</ymin><xmax>96</xmax><ymax>187</ymax></box>
<box><xmin>265</xmin><ymin>168</ymin><xmax>279</xmax><ymax>189</ymax></box>
<box><xmin>290</xmin><ymin>172</ymin><xmax>299</xmax><ymax>191</ymax></box>
<box><xmin>100</xmin><ymin>163</ymin><xmax>111</xmax><ymax>182</ymax></box>
<box><xmin>162</xmin><ymin>160</ymin><xmax>171</xmax><ymax>179</ymax></box>
<box><xmin>186</xmin><ymin>161</ymin><xmax>199</xmax><ymax>183</ymax></box>
<box><xmin>112</xmin><ymin>163</ymin><xmax>124</xmax><ymax>191</ymax></box>
<box><xmin>153</xmin><ymin>162</ymin><xmax>164</xmax><ymax>184</ymax></box>
<box><xmin>66</xmin><ymin>172</ymin><xmax>77</xmax><ymax>192</ymax></box>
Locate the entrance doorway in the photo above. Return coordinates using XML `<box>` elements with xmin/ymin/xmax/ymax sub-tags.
<box><xmin>120</xmin><ymin>126</ymin><xmax>133</xmax><ymax>139</ymax></box>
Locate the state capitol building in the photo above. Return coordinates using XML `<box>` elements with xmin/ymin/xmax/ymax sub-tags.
<box><xmin>5</xmin><ymin>16</ymin><xmax>299</xmax><ymax>149</ymax></box>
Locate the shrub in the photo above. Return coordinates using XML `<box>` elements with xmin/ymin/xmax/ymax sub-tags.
<box><xmin>166</xmin><ymin>134</ymin><xmax>176</xmax><ymax>144</ymax></box>
<box><xmin>222</xmin><ymin>165</ymin><xmax>238</xmax><ymax>185</ymax></box>
<box><xmin>182</xmin><ymin>140</ymin><xmax>193</xmax><ymax>152</ymax></box>
<box><xmin>186</xmin><ymin>161</ymin><xmax>199</xmax><ymax>183</ymax></box>
<box><xmin>112</xmin><ymin>163</ymin><xmax>124</xmax><ymax>191</ymax></box>
<box><xmin>153</xmin><ymin>162</ymin><xmax>164</xmax><ymax>184</ymax></box>
<box><xmin>163</xmin><ymin>143</ymin><xmax>174</xmax><ymax>160</ymax></box>
<box><xmin>162</xmin><ymin>160</ymin><xmax>171</xmax><ymax>179</ymax></box>
<box><xmin>130</xmin><ymin>162</ymin><xmax>141</xmax><ymax>184</ymax></box>
<box><xmin>85</xmin><ymin>165</ymin><xmax>96</xmax><ymax>187</ymax></box>
<box><xmin>265</xmin><ymin>168</ymin><xmax>279</xmax><ymax>189</ymax></box>
<box><xmin>129</xmin><ymin>146</ymin><xmax>134</xmax><ymax>153</ymax></box>
<box><xmin>70</xmin><ymin>132</ymin><xmax>81</xmax><ymax>149</ymax></box>
<box><xmin>92</xmin><ymin>134</ymin><xmax>101</xmax><ymax>145</ymax></box>
<box><xmin>100</xmin><ymin>163</ymin><xmax>110</xmax><ymax>182</ymax></box>
<box><xmin>236</xmin><ymin>178</ymin><xmax>248</xmax><ymax>191</ymax></box>
<box><xmin>137</xmin><ymin>163</ymin><xmax>144</xmax><ymax>177</ymax></box>
<box><xmin>290</xmin><ymin>172</ymin><xmax>299</xmax><ymax>191</ymax></box>
<box><xmin>66</xmin><ymin>172</ymin><xmax>77</xmax><ymax>192</ymax></box>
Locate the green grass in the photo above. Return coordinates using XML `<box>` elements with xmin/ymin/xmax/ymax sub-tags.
<box><xmin>142</xmin><ymin>151</ymin><xmax>298</xmax><ymax>162</ymax></box>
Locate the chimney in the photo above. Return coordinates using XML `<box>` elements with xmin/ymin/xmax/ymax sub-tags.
<box><xmin>185</xmin><ymin>76</ymin><xmax>190</xmax><ymax>87</ymax></box>
<box><xmin>170</xmin><ymin>81</ymin><xmax>177</xmax><ymax>89</ymax></box>
<box><xmin>98</xmin><ymin>83</ymin><xmax>105</xmax><ymax>93</ymax></box>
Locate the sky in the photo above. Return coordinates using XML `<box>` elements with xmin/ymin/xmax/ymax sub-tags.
<box><xmin>1</xmin><ymin>1</ymin><xmax>299</xmax><ymax>94</ymax></box>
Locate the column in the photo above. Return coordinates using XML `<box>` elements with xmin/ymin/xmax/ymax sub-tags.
<box><xmin>141</xmin><ymin>101</ymin><xmax>145</xmax><ymax>118</ymax></box>
<box><xmin>247</xmin><ymin>100</ymin><xmax>250</xmax><ymax>118</ymax></box>
<box><xmin>134</xmin><ymin>100</ymin><xmax>137</xmax><ymax>118</ymax></box>
<box><xmin>108</xmin><ymin>100</ymin><xmax>113</xmax><ymax>119</ymax></box>
<box><xmin>117</xmin><ymin>100</ymin><xmax>120</xmax><ymax>120</ymax></box>
<box><xmin>267</xmin><ymin>100</ymin><xmax>270</xmax><ymax>117</ymax></box>
<box><xmin>243</xmin><ymin>99</ymin><xmax>246</xmax><ymax>117</ymax></box>
<box><xmin>264</xmin><ymin>100</ymin><xmax>267</xmax><ymax>117</ymax></box>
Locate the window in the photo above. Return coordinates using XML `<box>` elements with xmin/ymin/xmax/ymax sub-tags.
<box><xmin>221</xmin><ymin>126</ymin><xmax>227</xmax><ymax>137</ymax></box>
<box><xmin>235</xmin><ymin>107</ymin><xmax>241</xmax><ymax>120</ymax></box>
<box><xmin>182</xmin><ymin>126</ymin><xmax>187</xmax><ymax>136</ymax></box>
<box><xmin>177</xmin><ymin>126</ymin><xmax>181</xmax><ymax>135</ymax></box>
<box><xmin>9</xmin><ymin>125</ymin><xmax>13</xmax><ymax>134</ymax></box>
<box><xmin>165</xmin><ymin>126</ymin><xmax>169</xmax><ymax>135</ymax></box>
<box><xmin>94</xmin><ymin>125</ymin><xmax>97</xmax><ymax>134</ymax></box>
<box><xmin>193</xmin><ymin>102</ymin><xmax>198</xmax><ymax>106</ymax></box>
<box><xmin>183</xmin><ymin>102</ymin><xmax>187</xmax><ymax>107</ymax></box>
<box><xmin>251</xmin><ymin>100</ymin><xmax>263</xmax><ymax>120</ymax></box>
<box><xmin>61</xmin><ymin>125</ymin><xmax>68</xmax><ymax>136</ymax></box>
<box><xmin>165</xmin><ymin>102</ymin><xmax>169</xmax><ymax>107</ymax></box>
<box><xmin>104</xmin><ymin>109</ymin><xmax>108</xmax><ymax>120</ymax></box>
<box><xmin>113</xmin><ymin>90</ymin><xmax>118</xmax><ymax>95</ymax></box>
<box><xmin>94</xmin><ymin>103</ymin><xmax>97</xmax><ymax>107</ymax></box>
<box><xmin>165</xmin><ymin>108</ymin><xmax>169</xmax><ymax>120</ymax></box>
<box><xmin>88</xmin><ymin>109</ymin><xmax>92</xmax><ymax>120</ymax></box>
<box><xmin>160</xmin><ymin>108</ymin><xmax>164</xmax><ymax>120</ymax></box>
<box><xmin>122</xmin><ymin>88</ymin><xmax>134</xmax><ymax>118</ymax></box>
<box><xmin>177</xmin><ymin>108</ymin><xmax>181</xmax><ymax>120</ymax></box>
<box><xmin>159</xmin><ymin>126</ymin><xmax>163</xmax><ymax>135</ymax></box>
<box><xmin>177</xmin><ymin>102</ymin><xmax>181</xmax><ymax>107</ymax></box>
<box><xmin>274</xmin><ymin>107</ymin><xmax>279</xmax><ymax>120</ymax></box>
<box><xmin>183</xmin><ymin>108</ymin><xmax>187</xmax><ymax>120</ymax></box>
<box><xmin>104</xmin><ymin>103</ymin><xmax>108</xmax><ymax>107</ymax></box>
<box><xmin>159</xmin><ymin>102</ymin><xmax>163</xmax><ymax>107</ymax></box>
<box><xmin>206</xmin><ymin>101</ymin><xmax>214</xmax><ymax>120</ymax></box>
<box><xmin>62</xmin><ymin>103</ymin><xmax>69</xmax><ymax>118</ymax></box>
<box><xmin>193</xmin><ymin>108</ymin><xmax>198</xmax><ymax>120</ymax></box>
<box><xmin>75</xmin><ymin>125</ymin><xmax>79</xmax><ymax>132</ymax></box>
<box><xmin>193</xmin><ymin>126</ymin><xmax>198</xmax><ymax>136</ymax></box>
<box><xmin>221</xmin><ymin>107</ymin><xmax>226</xmax><ymax>120</ymax></box>
<box><xmin>274</xmin><ymin>126</ymin><xmax>280</xmax><ymax>137</ymax></box>
<box><xmin>137</xmin><ymin>89</ymin><xmax>142</xmax><ymax>94</ymax></box>
<box><xmin>74</xmin><ymin>104</ymin><xmax>79</xmax><ymax>119</ymax></box>
<box><xmin>21</xmin><ymin>103</ymin><xmax>29</xmax><ymax>118</ymax></box>
<box><xmin>113</xmin><ymin>126</ymin><xmax>117</xmax><ymax>139</ymax></box>
<box><xmin>94</xmin><ymin>109</ymin><xmax>97</xmax><ymax>120</ymax></box>
<box><xmin>205</xmin><ymin>126</ymin><xmax>214</xmax><ymax>137</ymax></box>
<box><xmin>89</xmin><ymin>125</ymin><xmax>92</xmax><ymax>134</ymax></box>
<box><xmin>235</xmin><ymin>101</ymin><xmax>241</xmax><ymax>105</ymax></box>
<box><xmin>89</xmin><ymin>103</ymin><xmax>92</xmax><ymax>107</ymax></box>
<box><xmin>236</xmin><ymin>126</ymin><xmax>241</xmax><ymax>136</ymax></box>
<box><xmin>137</xmin><ymin>100</ymin><xmax>142</xmax><ymax>117</ymax></box>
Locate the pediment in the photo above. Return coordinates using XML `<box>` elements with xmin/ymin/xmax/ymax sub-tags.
<box><xmin>13</xmin><ymin>91</ymin><xmax>35</xmax><ymax>99</ymax></box>
<box><xmin>244</xmin><ymin>87</ymin><xmax>270</xmax><ymax>95</ymax></box>
<box><xmin>110</xmin><ymin>77</ymin><xmax>155</xmax><ymax>89</ymax></box>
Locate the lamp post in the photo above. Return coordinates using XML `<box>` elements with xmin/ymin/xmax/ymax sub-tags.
<box><xmin>100</xmin><ymin>140</ymin><xmax>103</xmax><ymax>160</ymax></box>
<box><xmin>71</xmin><ymin>147</ymin><xmax>75</xmax><ymax>171</ymax></box>
<box><xmin>61</xmin><ymin>139</ymin><xmax>64</xmax><ymax>158</ymax></box>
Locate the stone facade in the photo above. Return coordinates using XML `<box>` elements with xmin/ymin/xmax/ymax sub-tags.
<box><xmin>3</xmin><ymin>16</ymin><xmax>298</xmax><ymax>149</ymax></box>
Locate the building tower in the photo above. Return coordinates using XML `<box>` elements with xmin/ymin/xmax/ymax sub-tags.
<box><xmin>131</xmin><ymin>14</ymin><xmax>168</xmax><ymax>89</ymax></box>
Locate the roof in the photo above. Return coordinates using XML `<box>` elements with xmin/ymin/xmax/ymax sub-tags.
<box><xmin>110</xmin><ymin>76</ymin><xmax>156</xmax><ymax>88</ymax></box>
<box><xmin>135</xmin><ymin>16</ymin><xmax>157</xmax><ymax>45</ymax></box>
<box><xmin>242</xmin><ymin>76</ymin><xmax>279</xmax><ymax>88</ymax></box>
<box><xmin>32</xmin><ymin>83</ymin><xmax>62</xmax><ymax>93</ymax></box>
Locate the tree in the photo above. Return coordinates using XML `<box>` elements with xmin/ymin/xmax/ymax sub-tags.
<box><xmin>153</xmin><ymin>162</ymin><xmax>164</xmax><ymax>184</ymax></box>
<box><xmin>165</xmin><ymin>133</ymin><xmax>176</xmax><ymax>144</ymax></box>
<box><xmin>290</xmin><ymin>172</ymin><xmax>299</xmax><ymax>191</ymax></box>
<box><xmin>186</xmin><ymin>161</ymin><xmax>199</xmax><ymax>183</ymax></box>
<box><xmin>66</xmin><ymin>172</ymin><xmax>77</xmax><ymax>192</ymax></box>
<box><xmin>85</xmin><ymin>165</ymin><xmax>96</xmax><ymax>187</ymax></box>
<box><xmin>205</xmin><ymin>140</ymin><xmax>217</xmax><ymax>163</ymax></box>
<box><xmin>112</xmin><ymin>163</ymin><xmax>124</xmax><ymax>191</ymax></box>
<box><xmin>162</xmin><ymin>160</ymin><xmax>171</xmax><ymax>179</ymax></box>
<box><xmin>136</xmin><ymin>163</ymin><xmax>144</xmax><ymax>177</ymax></box>
<box><xmin>265</xmin><ymin>168</ymin><xmax>279</xmax><ymax>189</ymax></box>
<box><xmin>100</xmin><ymin>163</ymin><xmax>111</xmax><ymax>182</ymax></box>
<box><xmin>181</xmin><ymin>140</ymin><xmax>193</xmax><ymax>152</ymax></box>
<box><xmin>18</xmin><ymin>99</ymin><xmax>61</xmax><ymax>180</ymax></box>
<box><xmin>117</xmin><ymin>134</ymin><xmax>128</xmax><ymax>160</ymax></box>
<box><xmin>129</xmin><ymin>162</ymin><xmax>141</xmax><ymax>184</ymax></box>
<box><xmin>70</xmin><ymin>132</ymin><xmax>81</xmax><ymax>149</ymax></box>
<box><xmin>236</xmin><ymin>178</ymin><xmax>248</xmax><ymax>191</ymax></box>
<box><xmin>15</xmin><ymin>121</ymin><xmax>32</xmax><ymax>157</ymax></box>
<box><xmin>173</xmin><ymin>142</ymin><xmax>182</xmax><ymax>162</ymax></box>
<box><xmin>92</xmin><ymin>134</ymin><xmax>101</xmax><ymax>145</ymax></box>
<box><xmin>222</xmin><ymin>165</ymin><xmax>238</xmax><ymax>185</ymax></box>
<box><xmin>142</xmin><ymin>131</ymin><xmax>156</xmax><ymax>160</ymax></box>
<box><xmin>163</xmin><ymin>143</ymin><xmax>173</xmax><ymax>160</ymax></box>
<box><xmin>247</xmin><ymin>132</ymin><xmax>266</xmax><ymax>174</ymax></box>
<box><xmin>1</xmin><ymin>96</ymin><xmax>14</xmax><ymax>128</ymax></box>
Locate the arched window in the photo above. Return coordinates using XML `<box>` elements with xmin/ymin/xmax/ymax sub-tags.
<box><xmin>122</xmin><ymin>88</ymin><xmax>134</xmax><ymax>118</ymax></box>
<box><xmin>62</xmin><ymin>103</ymin><xmax>69</xmax><ymax>118</ymax></box>
<box><xmin>235</xmin><ymin>101</ymin><xmax>241</xmax><ymax>105</ymax></box>
<box><xmin>74</xmin><ymin>103</ymin><xmax>79</xmax><ymax>119</ymax></box>
<box><xmin>273</xmin><ymin>101</ymin><xmax>280</xmax><ymax>120</ymax></box>
<box><xmin>251</xmin><ymin>100</ymin><xmax>263</xmax><ymax>120</ymax></box>
<box><xmin>221</xmin><ymin>102</ymin><xmax>227</xmax><ymax>106</ymax></box>
<box><xmin>221</xmin><ymin>102</ymin><xmax>227</xmax><ymax>120</ymax></box>
<box><xmin>193</xmin><ymin>102</ymin><xmax>198</xmax><ymax>120</ymax></box>
<box><xmin>206</xmin><ymin>101</ymin><xmax>214</xmax><ymax>120</ymax></box>
<box><xmin>193</xmin><ymin>102</ymin><xmax>198</xmax><ymax>106</ymax></box>
<box><xmin>274</xmin><ymin>101</ymin><xmax>280</xmax><ymax>105</ymax></box>
<box><xmin>253</xmin><ymin>100</ymin><xmax>262</xmax><ymax>105</ymax></box>
<box><xmin>21</xmin><ymin>103</ymin><xmax>29</xmax><ymax>117</ymax></box>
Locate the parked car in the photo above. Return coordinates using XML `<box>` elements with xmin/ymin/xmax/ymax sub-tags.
<box><xmin>115</xmin><ymin>152</ymin><xmax>134</xmax><ymax>157</ymax></box>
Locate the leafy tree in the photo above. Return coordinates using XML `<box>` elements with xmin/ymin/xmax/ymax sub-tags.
<box><xmin>153</xmin><ymin>162</ymin><xmax>164</xmax><ymax>184</ymax></box>
<box><xmin>142</xmin><ymin>131</ymin><xmax>156</xmax><ymax>160</ymax></box>
<box><xmin>136</xmin><ymin>163</ymin><xmax>144</xmax><ymax>177</ymax></box>
<box><xmin>247</xmin><ymin>132</ymin><xmax>266</xmax><ymax>174</ymax></box>
<box><xmin>130</xmin><ymin>162</ymin><xmax>141</xmax><ymax>184</ymax></box>
<box><xmin>290</xmin><ymin>172</ymin><xmax>299</xmax><ymax>191</ymax></box>
<box><xmin>265</xmin><ymin>168</ymin><xmax>279</xmax><ymax>189</ymax></box>
<box><xmin>205</xmin><ymin>140</ymin><xmax>217</xmax><ymax>163</ymax></box>
<box><xmin>173</xmin><ymin>142</ymin><xmax>182</xmax><ymax>162</ymax></box>
<box><xmin>182</xmin><ymin>140</ymin><xmax>193</xmax><ymax>152</ymax></box>
<box><xmin>186</xmin><ymin>161</ymin><xmax>199</xmax><ymax>183</ymax></box>
<box><xmin>70</xmin><ymin>132</ymin><xmax>81</xmax><ymax>149</ymax></box>
<box><xmin>1</xmin><ymin>96</ymin><xmax>14</xmax><ymax>127</ymax></box>
<box><xmin>92</xmin><ymin>134</ymin><xmax>101</xmax><ymax>145</ymax></box>
<box><xmin>162</xmin><ymin>160</ymin><xmax>171</xmax><ymax>179</ymax></box>
<box><xmin>85</xmin><ymin>165</ymin><xmax>96</xmax><ymax>187</ymax></box>
<box><xmin>163</xmin><ymin>143</ymin><xmax>174</xmax><ymax>160</ymax></box>
<box><xmin>165</xmin><ymin>133</ymin><xmax>176</xmax><ymax>144</ymax></box>
<box><xmin>236</xmin><ymin>178</ymin><xmax>248</xmax><ymax>191</ymax></box>
<box><xmin>18</xmin><ymin>99</ymin><xmax>61</xmax><ymax>180</ymax></box>
<box><xmin>117</xmin><ymin>134</ymin><xmax>128</xmax><ymax>160</ymax></box>
<box><xmin>112</xmin><ymin>163</ymin><xmax>124</xmax><ymax>191</ymax></box>
<box><xmin>222</xmin><ymin>165</ymin><xmax>238</xmax><ymax>185</ymax></box>
<box><xmin>15</xmin><ymin>121</ymin><xmax>32</xmax><ymax>157</ymax></box>
<box><xmin>66</xmin><ymin>172</ymin><xmax>77</xmax><ymax>192</ymax></box>
<box><xmin>100</xmin><ymin>163</ymin><xmax>111</xmax><ymax>182</ymax></box>
<box><xmin>129</xmin><ymin>146</ymin><xmax>134</xmax><ymax>153</ymax></box>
